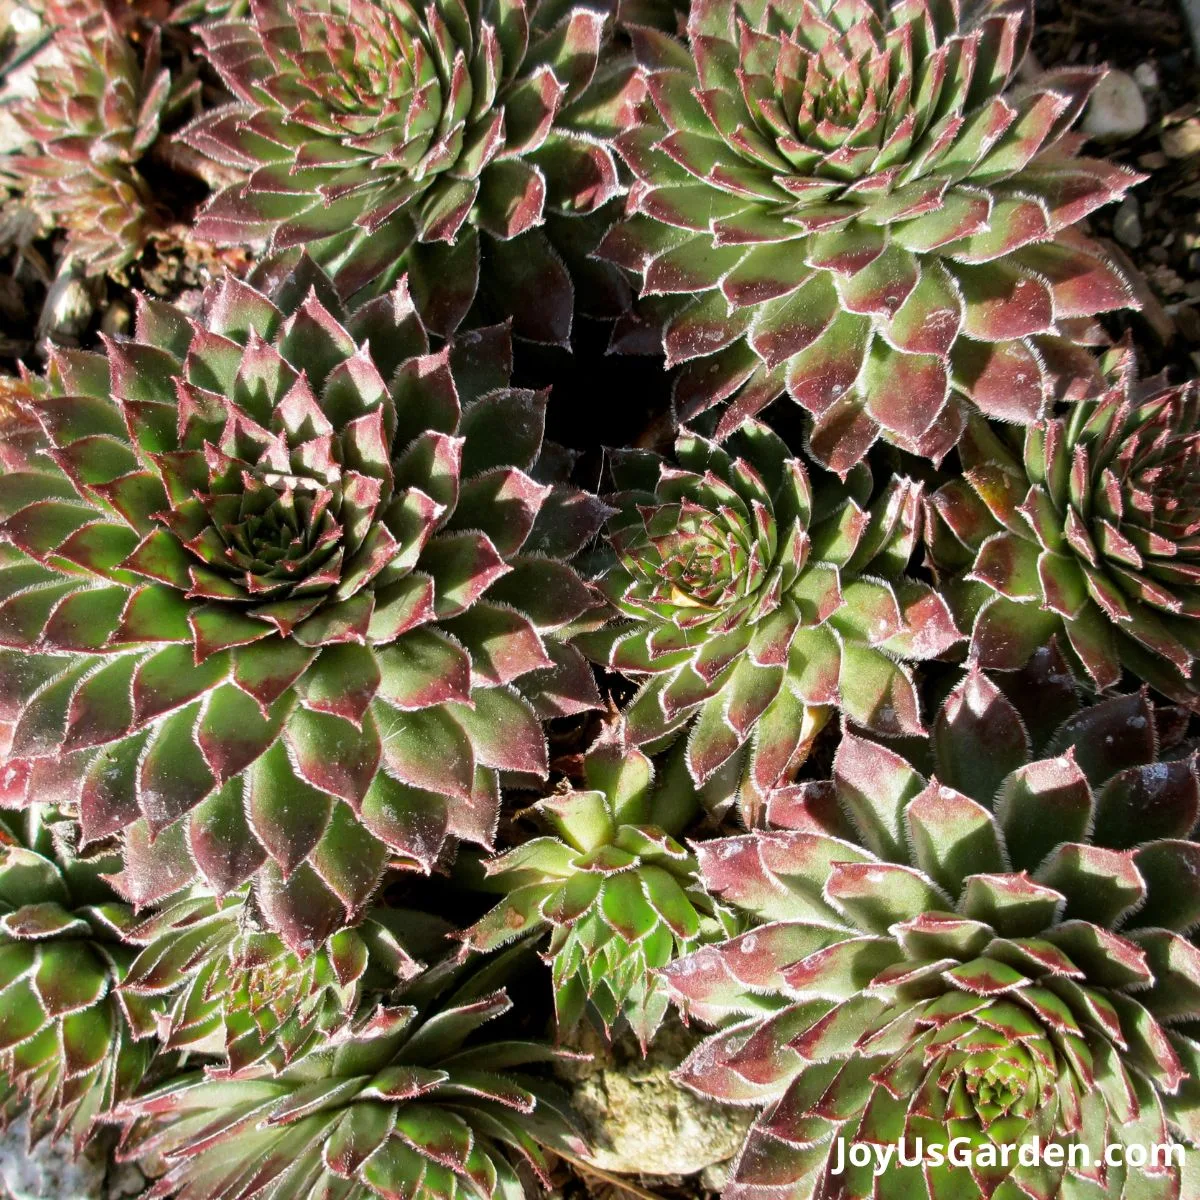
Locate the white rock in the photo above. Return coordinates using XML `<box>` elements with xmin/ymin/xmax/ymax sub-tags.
<box><xmin>8</xmin><ymin>4</ymin><xmax>39</xmax><ymax>34</ymax></box>
<box><xmin>700</xmin><ymin>1160</ymin><xmax>733</xmax><ymax>1192</ymax></box>
<box><xmin>0</xmin><ymin>1116</ymin><xmax>105</xmax><ymax>1200</ymax></box>
<box><xmin>1133</xmin><ymin>62</ymin><xmax>1159</xmax><ymax>92</ymax></box>
<box><xmin>1082</xmin><ymin>70</ymin><xmax>1149</xmax><ymax>141</ymax></box>
<box><xmin>37</xmin><ymin>263</ymin><xmax>98</xmax><ymax>341</ymax></box>
<box><xmin>0</xmin><ymin>110</ymin><xmax>27</xmax><ymax>158</ymax></box>
<box><xmin>561</xmin><ymin>1018</ymin><xmax>752</xmax><ymax>1177</ymax></box>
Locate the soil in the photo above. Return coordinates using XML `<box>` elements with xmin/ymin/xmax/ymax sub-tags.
<box><xmin>1032</xmin><ymin>0</ymin><xmax>1200</xmax><ymax>378</ymax></box>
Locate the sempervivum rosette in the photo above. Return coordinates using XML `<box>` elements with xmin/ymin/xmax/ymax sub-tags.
<box><xmin>0</xmin><ymin>255</ymin><xmax>604</xmax><ymax>950</ymax></box>
<box><xmin>11</xmin><ymin>14</ymin><xmax>172</xmax><ymax>276</ymax></box>
<box><xmin>661</xmin><ymin>673</ymin><xmax>1200</xmax><ymax>1200</ymax></box>
<box><xmin>121</xmin><ymin>889</ymin><xmax>443</xmax><ymax>1074</ymax></box>
<box><xmin>929</xmin><ymin>346</ymin><xmax>1200</xmax><ymax>708</ymax></box>
<box><xmin>598</xmin><ymin>0</ymin><xmax>1140</xmax><ymax>472</ymax></box>
<box><xmin>461</xmin><ymin>739</ymin><xmax>736</xmax><ymax>1046</ymax></box>
<box><xmin>576</xmin><ymin>419</ymin><xmax>961</xmax><ymax>812</ymax></box>
<box><xmin>115</xmin><ymin>949</ymin><xmax>585</xmax><ymax>1200</ymax></box>
<box><xmin>0</xmin><ymin>807</ymin><xmax>157</xmax><ymax>1150</ymax></box>
<box><xmin>180</xmin><ymin>0</ymin><xmax>631</xmax><ymax>341</ymax></box>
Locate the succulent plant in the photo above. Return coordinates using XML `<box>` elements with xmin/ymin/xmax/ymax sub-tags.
<box><xmin>11</xmin><ymin>13</ymin><xmax>172</xmax><ymax>276</ymax></box>
<box><xmin>0</xmin><ymin>378</ymin><xmax>41</xmax><ymax>464</ymax></box>
<box><xmin>24</xmin><ymin>0</ymin><xmax>121</xmax><ymax>28</ymax></box>
<box><xmin>0</xmin><ymin>254</ymin><xmax>604</xmax><ymax>951</ymax></box>
<box><xmin>928</xmin><ymin>347</ymin><xmax>1200</xmax><ymax>708</ymax></box>
<box><xmin>597</xmin><ymin>0</ymin><xmax>1140</xmax><ymax>472</ymax></box>
<box><xmin>662</xmin><ymin>672</ymin><xmax>1200</xmax><ymax>1199</ymax></box>
<box><xmin>121</xmin><ymin>889</ymin><xmax>447</xmax><ymax>1074</ymax></box>
<box><xmin>576</xmin><ymin>419</ymin><xmax>961</xmax><ymax>812</ymax></box>
<box><xmin>461</xmin><ymin>739</ymin><xmax>736</xmax><ymax>1045</ymax></box>
<box><xmin>169</xmin><ymin>0</ymin><xmax>250</xmax><ymax>22</ymax></box>
<box><xmin>180</xmin><ymin>0</ymin><xmax>633</xmax><ymax>342</ymax></box>
<box><xmin>116</xmin><ymin>948</ymin><xmax>585</xmax><ymax>1199</ymax></box>
<box><xmin>0</xmin><ymin>807</ymin><xmax>156</xmax><ymax>1150</ymax></box>
<box><xmin>0</xmin><ymin>0</ymin><xmax>1192</xmax><ymax>1188</ymax></box>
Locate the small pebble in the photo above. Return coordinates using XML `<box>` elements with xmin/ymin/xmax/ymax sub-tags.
<box><xmin>37</xmin><ymin>265</ymin><xmax>96</xmax><ymax>342</ymax></box>
<box><xmin>9</xmin><ymin>4</ymin><xmax>40</xmax><ymax>33</ymax></box>
<box><xmin>1082</xmin><ymin>70</ymin><xmax>1149</xmax><ymax>141</ymax></box>
<box><xmin>1173</xmin><ymin>304</ymin><xmax>1200</xmax><ymax>343</ymax></box>
<box><xmin>105</xmin><ymin>1161</ymin><xmax>146</xmax><ymax>1200</ymax></box>
<box><xmin>560</xmin><ymin>1018</ymin><xmax>753</xmax><ymax>1177</ymax></box>
<box><xmin>1149</xmin><ymin>264</ymin><xmax>1185</xmax><ymax>293</ymax></box>
<box><xmin>100</xmin><ymin>300</ymin><xmax>132</xmax><ymax>338</ymax></box>
<box><xmin>1133</xmin><ymin>62</ymin><xmax>1159</xmax><ymax>92</ymax></box>
<box><xmin>1161</xmin><ymin>119</ymin><xmax>1200</xmax><ymax>160</ymax></box>
<box><xmin>700</xmin><ymin>1161</ymin><xmax>732</xmax><ymax>1192</ymax></box>
<box><xmin>1112</xmin><ymin>198</ymin><xmax>1143</xmax><ymax>250</ymax></box>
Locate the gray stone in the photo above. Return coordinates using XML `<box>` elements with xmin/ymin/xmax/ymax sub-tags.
<box><xmin>0</xmin><ymin>1116</ymin><xmax>105</xmax><ymax>1200</ymax></box>
<box><xmin>560</xmin><ymin>1017</ymin><xmax>753</xmax><ymax>1178</ymax></box>
<box><xmin>1113</xmin><ymin>197</ymin><xmax>1144</xmax><ymax>249</ymax></box>
<box><xmin>1133</xmin><ymin>62</ymin><xmax>1159</xmax><ymax>93</ymax></box>
<box><xmin>699</xmin><ymin>1160</ymin><xmax>733</xmax><ymax>1192</ymax></box>
<box><xmin>37</xmin><ymin>263</ymin><xmax>98</xmax><ymax>342</ymax></box>
<box><xmin>1082</xmin><ymin>70</ymin><xmax>1149</xmax><ymax>141</ymax></box>
<box><xmin>104</xmin><ymin>1161</ymin><xmax>145</xmax><ymax>1200</ymax></box>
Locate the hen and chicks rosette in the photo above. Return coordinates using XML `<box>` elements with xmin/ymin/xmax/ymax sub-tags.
<box><xmin>929</xmin><ymin>346</ymin><xmax>1200</xmax><ymax>711</ymax></box>
<box><xmin>577</xmin><ymin>419</ymin><xmax>962</xmax><ymax>814</ymax></box>
<box><xmin>0</xmin><ymin>255</ymin><xmax>604</xmax><ymax>952</ymax></box>
<box><xmin>181</xmin><ymin>0</ymin><xmax>635</xmax><ymax>341</ymax></box>
<box><xmin>600</xmin><ymin>0</ymin><xmax>1140</xmax><ymax>471</ymax></box>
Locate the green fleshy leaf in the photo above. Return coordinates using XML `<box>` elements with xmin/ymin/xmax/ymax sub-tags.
<box><xmin>905</xmin><ymin>782</ymin><xmax>1005</xmax><ymax>897</ymax></box>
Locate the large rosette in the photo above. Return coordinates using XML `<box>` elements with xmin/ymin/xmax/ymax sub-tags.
<box><xmin>599</xmin><ymin>0</ymin><xmax>1139</xmax><ymax>470</ymax></box>
<box><xmin>0</xmin><ymin>256</ymin><xmax>603</xmax><ymax>949</ymax></box>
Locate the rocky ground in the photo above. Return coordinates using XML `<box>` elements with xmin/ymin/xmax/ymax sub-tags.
<box><xmin>1036</xmin><ymin>0</ymin><xmax>1200</xmax><ymax>381</ymax></box>
<box><xmin>0</xmin><ymin>1118</ymin><xmax>144</xmax><ymax>1200</ymax></box>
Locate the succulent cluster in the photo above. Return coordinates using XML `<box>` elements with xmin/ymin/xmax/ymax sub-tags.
<box><xmin>0</xmin><ymin>807</ymin><xmax>155</xmax><ymax>1151</ymax></box>
<box><xmin>2</xmin><ymin>0</ymin><xmax>1199</xmax><ymax>1197</ymax></box>
<box><xmin>10</xmin><ymin>12</ymin><xmax>174</xmax><ymax>275</ymax></box>
<box><xmin>181</xmin><ymin>0</ymin><xmax>633</xmax><ymax>340</ymax></box>
<box><xmin>121</xmin><ymin>888</ymin><xmax>434</xmax><ymax>1071</ymax></box>
<box><xmin>578</xmin><ymin>419</ymin><xmax>960</xmax><ymax>812</ymax></box>
<box><xmin>0</xmin><ymin>254</ymin><xmax>607</xmax><ymax>952</ymax></box>
<box><xmin>116</xmin><ymin>948</ymin><xmax>585</xmax><ymax>1199</ymax></box>
<box><xmin>462</xmin><ymin>740</ymin><xmax>736</xmax><ymax>1045</ymax></box>
<box><xmin>930</xmin><ymin>345</ymin><xmax>1200</xmax><ymax>708</ymax></box>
